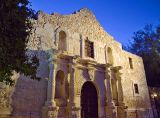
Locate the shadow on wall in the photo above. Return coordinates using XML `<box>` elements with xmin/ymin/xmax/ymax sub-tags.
<box><xmin>11</xmin><ymin>75</ymin><xmax>47</xmax><ymax>118</ymax></box>
<box><xmin>9</xmin><ymin>50</ymin><xmax>51</xmax><ymax>118</ymax></box>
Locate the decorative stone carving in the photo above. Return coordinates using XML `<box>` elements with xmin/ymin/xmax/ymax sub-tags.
<box><xmin>88</xmin><ymin>69</ymin><xmax>95</xmax><ymax>81</ymax></box>
<box><xmin>114</xmin><ymin>66</ymin><xmax>125</xmax><ymax>106</ymax></box>
<box><xmin>105</xmin><ymin>64</ymin><xmax>114</xmax><ymax>106</ymax></box>
<box><xmin>46</xmin><ymin>49</ymin><xmax>58</xmax><ymax>61</ymax></box>
<box><xmin>68</xmin><ymin>56</ymin><xmax>79</xmax><ymax>106</ymax></box>
<box><xmin>45</xmin><ymin>49</ymin><xmax>59</xmax><ymax>108</ymax></box>
<box><xmin>0</xmin><ymin>87</ymin><xmax>10</xmax><ymax>108</ymax></box>
<box><xmin>71</xmin><ymin>107</ymin><xmax>81</xmax><ymax>118</ymax></box>
<box><xmin>48</xmin><ymin>109</ymin><xmax>58</xmax><ymax>118</ymax></box>
<box><xmin>75</xmin><ymin>70</ymin><xmax>84</xmax><ymax>96</ymax></box>
<box><xmin>105</xmin><ymin>64</ymin><xmax>116</xmax><ymax>118</ymax></box>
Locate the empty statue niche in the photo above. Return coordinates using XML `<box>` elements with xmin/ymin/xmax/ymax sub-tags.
<box><xmin>111</xmin><ymin>70</ymin><xmax>118</xmax><ymax>105</ymax></box>
<box><xmin>107</xmin><ymin>47</ymin><xmax>113</xmax><ymax>65</ymax></box>
<box><xmin>58</xmin><ymin>31</ymin><xmax>67</xmax><ymax>52</ymax></box>
<box><xmin>55</xmin><ymin>70</ymin><xmax>66</xmax><ymax>106</ymax></box>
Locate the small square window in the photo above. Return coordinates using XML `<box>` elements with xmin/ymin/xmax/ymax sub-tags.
<box><xmin>134</xmin><ymin>84</ymin><xmax>139</xmax><ymax>94</ymax></box>
<box><xmin>129</xmin><ymin>57</ymin><xmax>133</xmax><ymax>69</ymax></box>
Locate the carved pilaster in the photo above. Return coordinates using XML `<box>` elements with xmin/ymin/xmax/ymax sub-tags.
<box><xmin>105</xmin><ymin>64</ymin><xmax>116</xmax><ymax>118</ymax></box>
<box><xmin>117</xmin><ymin>75</ymin><xmax>124</xmax><ymax>105</ymax></box>
<box><xmin>45</xmin><ymin>52</ymin><xmax>58</xmax><ymax>107</ymax></box>
<box><xmin>105</xmin><ymin>64</ymin><xmax>115</xmax><ymax>106</ymax></box>
<box><xmin>68</xmin><ymin>56</ymin><xmax>80</xmax><ymax>118</ymax></box>
<box><xmin>114</xmin><ymin>66</ymin><xmax>124</xmax><ymax>106</ymax></box>
<box><xmin>42</xmin><ymin>49</ymin><xmax>59</xmax><ymax>118</ymax></box>
<box><xmin>80</xmin><ymin>34</ymin><xmax>85</xmax><ymax>59</ymax></box>
<box><xmin>69</xmin><ymin>57</ymin><xmax>77</xmax><ymax>106</ymax></box>
<box><xmin>113</xmin><ymin>66</ymin><xmax>128</xmax><ymax>118</ymax></box>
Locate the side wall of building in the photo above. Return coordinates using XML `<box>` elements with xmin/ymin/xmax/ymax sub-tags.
<box><xmin>121</xmin><ymin>51</ymin><xmax>153</xmax><ymax>118</ymax></box>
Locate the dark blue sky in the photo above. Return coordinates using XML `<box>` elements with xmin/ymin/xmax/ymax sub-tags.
<box><xmin>29</xmin><ymin>0</ymin><xmax>160</xmax><ymax>46</ymax></box>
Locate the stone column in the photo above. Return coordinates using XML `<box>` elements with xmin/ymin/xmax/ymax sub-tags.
<box><xmin>45</xmin><ymin>57</ymin><xmax>57</xmax><ymax>107</ymax></box>
<box><xmin>42</xmin><ymin>49</ymin><xmax>59</xmax><ymax>118</ymax></box>
<box><xmin>114</xmin><ymin>66</ymin><xmax>128</xmax><ymax>118</ymax></box>
<box><xmin>80</xmin><ymin>35</ymin><xmax>85</xmax><ymax>59</ymax></box>
<box><xmin>112</xmin><ymin>79</ymin><xmax>118</xmax><ymax>105</ymax></box>
<box><xmin>117</xmin><ymin>74</ymin><xmax>124</xmax><ymax>105</ymax></box>
<box><xmin>105</xmin><ymin>64</ymin><xmax>116</xmax><ymax>118</ymax></box>
<box><xmin>69</xmin><ymin>60</ymin><xmax>76</xmax><ymax>107</ymax></box>
<box><xmin>68</xmin><ymin>57</ymin><xmax>81</xmax><ymax>118</ymax></box>
<box><xmin>110</xmin><ymin>68</ymin><xmax>118</xmax><ymax>106</ymax></box>
<box><xmin>115</xmin><ymin>66</ymin><xmax>124</xmax><ymax>106</ymax></box>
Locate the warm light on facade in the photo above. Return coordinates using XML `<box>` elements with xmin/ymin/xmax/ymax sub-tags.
<box><xmin>154</xmin><ymin>93</ymin><xmax>158</xmax><ymax>97</ymax></box>
<box><xmin>152</xmin><ymin>93</ymin><xmax>158</xmax><ymax>98</ymax></box>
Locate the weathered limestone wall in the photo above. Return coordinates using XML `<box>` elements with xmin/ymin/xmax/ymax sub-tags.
<box><xmin>73</xmin><ymin>68</ymin><xmax>106</xmax><ymax>117</ymax></box>
<box><xmin>0</xmin><ymin>52</ymin><xmax>48</xmax><ymax>118</ymax></box>
<box><xmin>0</xmin><ymin>8</ymin><xmax>152</xmax><ymax>118</ymax></box>
<box><xmin>27</xmin><ymin>8</ymin><xmax>121</xmax><ymax>63</ymax></box>
<box><xmin>121</xmin><ymin>51</ymin><xmax>153</xmax><ymax>117</ymax></box>
<box><xmin>11</xmin><ymin>76</ymin><xmax>47</xmax><ymax>118</ymax></box>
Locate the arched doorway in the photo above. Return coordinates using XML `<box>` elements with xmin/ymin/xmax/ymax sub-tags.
<box><xmin>81</xmin><ymin>81</ymin><xmax>98</xmax><ymax>118</ymax></box>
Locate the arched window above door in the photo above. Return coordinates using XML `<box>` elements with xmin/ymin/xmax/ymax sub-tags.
<box><xmin>58</xmin><ymin>31</ymin><xmax>67</xmax><ymax>51</ymax></box>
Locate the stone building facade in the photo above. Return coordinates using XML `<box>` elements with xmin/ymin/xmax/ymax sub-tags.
<box><xmin>0</xmin><ymin>8</ymin><xmax>153</xmax><ymax>118</ymax></box>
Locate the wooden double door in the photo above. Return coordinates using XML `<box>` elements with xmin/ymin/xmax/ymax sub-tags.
<box><xmin>81</xmin><ymin>82</ymin><xmax>98</xmax><ymax>118</ymax></box>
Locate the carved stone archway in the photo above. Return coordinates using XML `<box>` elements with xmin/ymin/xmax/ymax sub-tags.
<box><xmin>81</xmin><ymin>81</ymin><xmax>98</xmax><ymax>118</ymax></box>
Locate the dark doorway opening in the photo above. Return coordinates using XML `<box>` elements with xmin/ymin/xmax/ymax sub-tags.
<box><xmin>81</xmin><ymin>81</ymin><xmax>98</xmax><ymax>118</ymax></box>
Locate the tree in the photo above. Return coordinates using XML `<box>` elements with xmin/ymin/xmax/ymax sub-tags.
<box><xmin>0</xmin><ymin>0</ymin><xmax>39</xmax><ymax>85</ymax></box>
<box><xmin>127</xmin><ymin>24</ymin><xmax>160</xmax><ymax>87</ymax></box>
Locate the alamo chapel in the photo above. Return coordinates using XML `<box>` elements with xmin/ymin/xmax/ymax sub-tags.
<box><xmin>0</xmin><ymin>8</ymin><xmax>153</xmax><ymax>118</ymax></box>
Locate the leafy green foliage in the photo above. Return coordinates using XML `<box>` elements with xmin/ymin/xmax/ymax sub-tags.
<box><xmin>0</xmin><ymin>0</ymin><xmax>39</xmax><ymax>85</ymax></box>
<box><xmin>127</xmin><ymin>24</ymin><xmax>160</xmax><ymax>87</ymax></box>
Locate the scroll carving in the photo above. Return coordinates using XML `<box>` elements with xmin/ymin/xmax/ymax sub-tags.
<box><xmin>88</xmin><ymin>69</ymin><xmax>95</xmax><ymax>81</ymax></box>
